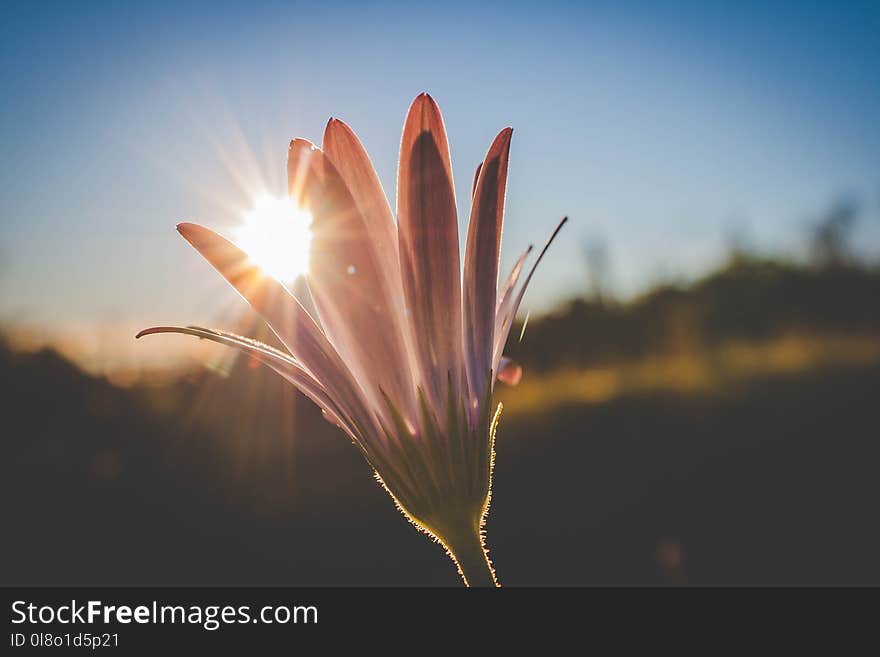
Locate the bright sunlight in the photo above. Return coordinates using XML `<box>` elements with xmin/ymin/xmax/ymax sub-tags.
<box><xmin>234</xmin><ymin>195</ymin><xmax>312</xmax><ymax>283</ymax></box>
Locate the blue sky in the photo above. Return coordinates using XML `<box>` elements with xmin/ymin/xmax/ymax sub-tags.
<box><xmin>1</xmin><ymin>0</ymin><xmax>878</xmax><ymax>369</ymax></box>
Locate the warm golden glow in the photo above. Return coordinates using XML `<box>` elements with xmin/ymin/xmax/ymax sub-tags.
<box><xmin>234</xmin><ymin>195</ymin><xmax>312</xmax><ymax>283</ymax></box>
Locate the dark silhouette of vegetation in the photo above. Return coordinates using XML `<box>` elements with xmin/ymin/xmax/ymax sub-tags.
<box><xmin>507</xmin><ymin>255</ymin><xmax>880</xmax><ymax>372</ymax></box>
<box><xmin>508</xmin><ymin>199</ymin><xmax>879</xmax><ymax>373</ymax></box>
<box><xmin>810</xmin><ymin>197</ymin><xmax>860</xmax><ymax>267</ymax></box>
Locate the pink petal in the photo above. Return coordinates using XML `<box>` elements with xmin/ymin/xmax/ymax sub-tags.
<box><xmin>493</xmin><ymin>217</ymin><xmax>568</xmax><ymax>374</ymax></box>
<box><xmin>463</xmin><ymin>127</ymin><xmax>513</xmax><ymax>406</ymax></box>
<box><xmin>174</xmin><ymin>222</ymin><xmax>381</xmax><ymax>446</ymax></box>
<box><xmin>322</xmin><ymin>118</ymin><xmax>404</xmax><ymax>316</ymax></box>
<box><xmin>176</xmin><ymin>222</ymin><xmax>309</xmax><ymax>351</ymax></box>
<box><xmin>493</xmin><ymin>245</ymin><xmax>533</xmax><ymax>367</ymax></box>
<box><xmin>135</xmin><ymin>325</ymin><xmax>358</xmax><ymax>442</ymax></box>
<box><xmin>288</xmin><ymin>139</ymin><xmax>415</xmax><ymax>425</ymax></box>
<box><xmin>397</xmin><ymin>93</ymin><xmax>463</xmax><ymax>409</ymax></box>
<box><xmin>471</xmin><ymin>161</ymin><xmax>483</xmax><ymax>199</ymax></box>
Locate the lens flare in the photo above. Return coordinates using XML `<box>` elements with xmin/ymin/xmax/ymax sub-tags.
<box><xmin>234</xmin><ymin>195</ymin><xmax>312</xmax><ymax>283</ymax></box>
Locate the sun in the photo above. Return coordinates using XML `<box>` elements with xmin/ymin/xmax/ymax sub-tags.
<box><xmin>234</xmin><ymin>195</ymin><xmax>312</xmax><ymax>284</ymax></box>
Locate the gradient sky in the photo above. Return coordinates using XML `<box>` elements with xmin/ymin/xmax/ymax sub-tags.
<box><xmin>1</xmin><ymin>0</ymin><xmax>878</xmax><ymax>371</ymax></box>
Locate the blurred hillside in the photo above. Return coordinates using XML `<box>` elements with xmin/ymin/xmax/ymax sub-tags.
<box><xmin>2</xmin><ymin>239</ymin><xmax>880</xmax><ymax>585</ymax></box>
<box><xmin>509</xmin><ymin>200</ymin><xmax>880</xmax><ymax>373</ymax></box>
<box><xmin>507</xmin><ymin>255</ymin><xmax>880</xmax><ymax>373</ymax></box>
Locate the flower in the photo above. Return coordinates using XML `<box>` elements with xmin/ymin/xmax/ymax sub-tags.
<box><xmin>138</xmin><ymin>94</ymin><xmax>565</xmax><ymax>586</ymax></box>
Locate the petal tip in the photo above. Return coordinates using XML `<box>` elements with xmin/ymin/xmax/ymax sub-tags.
<box><xmin>323</xmin><ymin>116</ymin><xmax>354</xmax><ymax>142</ymax></box>
<box><xmin>494</xmin><ymin>126</ymin><xmax>514</xmax><ymax>150</ymax></box>
<box><xmin>409</xmin><ymin>92</ymin><xmax>440</xmax><ymax>117</ymax></box>
<box><xmin>289</xmin><ymin>137</ymin><xmax>317</xmax><ymax>152</ymax></box>
<box><xmin>176</xmin><ymin>221</ymin><xmax>205</xmax><ymax>245</ymax></box>
<box><xmin>176</xmin><ymin>222</ymin><xmax>197</xmax><ymax>239</ymax></box>
<box><xmin>135</xmin><ymin>326</ymin><xmax>165</xmax><ymax>340</ymax></box>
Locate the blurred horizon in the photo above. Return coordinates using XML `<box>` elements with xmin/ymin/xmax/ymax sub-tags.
<box><xmin>1</xmin><ymin>0</ymin><xmax>879</xmax><ymax>377</ymax></box>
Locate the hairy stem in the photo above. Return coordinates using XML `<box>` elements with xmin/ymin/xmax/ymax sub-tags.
<box><xmin>444</xmin><ymin>523</ymin><xmax>498</xmax><ymax>587</ymax></box>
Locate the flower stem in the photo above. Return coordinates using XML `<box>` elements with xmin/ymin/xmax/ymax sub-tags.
<box><xmin>445</xmin><ymin>524</ymin><xmax>498</xmax><ymax>587</ymax></box>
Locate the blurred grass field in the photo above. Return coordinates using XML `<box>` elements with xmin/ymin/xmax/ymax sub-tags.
<box><xmin>498</xmin><ymin>332</ymin><xmax>880</xmax><ymax>416</ymax></box>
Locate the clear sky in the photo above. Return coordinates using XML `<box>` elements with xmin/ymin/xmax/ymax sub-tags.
<box><xmin>1</xmin><ymin>0</ymin><xmax>878</xmax><ymax>373</ymax></box>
